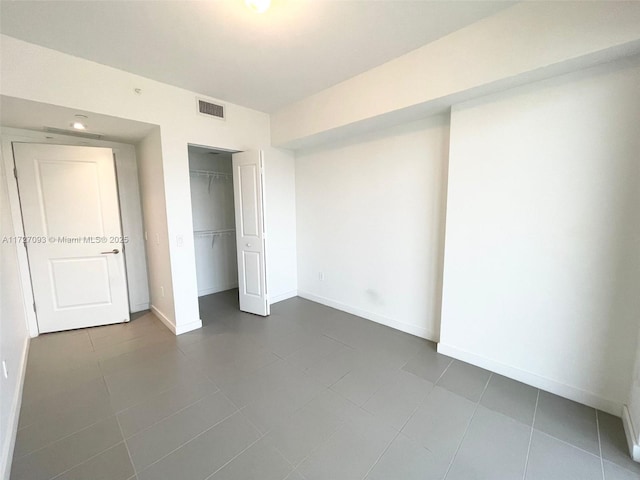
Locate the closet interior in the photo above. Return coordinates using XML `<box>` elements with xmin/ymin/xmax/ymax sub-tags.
<box><xmin>188</xmin><ymin>145</ymin><xmax>238</xmax><ymax>297</ymax></box>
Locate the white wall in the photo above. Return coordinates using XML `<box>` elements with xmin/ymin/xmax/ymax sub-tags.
<box><xmin>136</xmin><ymin>128</ymin><xmax>175</xmax><ymax>329</ymax></box>
<box><xmin>0</xmin><ymin>150</ymin><xmax>29</xmax><ymax>479</ymax></box>
<box><xmin>0</xmin><ymin>35</ymin><xmax>271</xmax><ymax>334</ymax></box>
<box><xmin>295</xmin><ymin>116</ymin><xmax>449</xmax><ymax>340</ymax></box>
<box><xmin>272</xmin><ymin>2</ymin><xmax>640</xmax><ymax>149</ymax></box>
<box><xmin>112</xmin><ymin>141</ymin><xmax>150</xmax><ymax>313</ymax></box>
<box><xmin>188</xmin><ymin>150</ymin><xmax>238</xmax><ymax>296</ymax></box>
<box><xmin>439</xmin><ymin>56</ymin><xmax>640</xmax><ymax>415</ymax></box>
<box><xmin>263</xmin><ymin>148</ymin><xmax>298</xmax><ymax>304</ymax></box>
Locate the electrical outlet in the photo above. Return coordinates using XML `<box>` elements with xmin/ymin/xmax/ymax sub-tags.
<box><xmin>2</xmin><ymin>360</ymin><xmax>8</xmax><ymax>379</ymax></box>
<box><xmin>176</xmin><ymin>235</ymin><xmax>184</xmax><ymax>247</ymax></box>
<box><xmin>318</xmin><ymin>272</ymin><xmax>324</xmax><ymax>281</ymax></box>
<box><xmin>144</xmin><ymin>231</ymin><xmax>148</xmax><ymax>241</ymax></box>
<box><xmin>160</xmin><ymin>286</ymin><xmax>165</xmax><ymax>298</ymax></box>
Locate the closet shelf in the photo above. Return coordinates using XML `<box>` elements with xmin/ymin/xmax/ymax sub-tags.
<box><xmin>194</xmin><ymin>229</ymin><xmax>236</xmax><ymax>237</ymax></box>
<box><xmin>190</xmin><ymin>169</ymin><xmax>232</xmax><ymax>180</ymax></box>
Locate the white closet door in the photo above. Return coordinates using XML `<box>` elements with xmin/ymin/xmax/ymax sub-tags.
<box><xmin>232</xmin><ymin>150</ymin><xmax>269</xmax><ymax>316</ymax></box>
<box><xmin>13</xmin><ymin>143</ymin><xmax>130</xmax><ymax>333</ymax></box>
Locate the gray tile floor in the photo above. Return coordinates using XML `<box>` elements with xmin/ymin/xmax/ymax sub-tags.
<box><xmin>11</xmin><ymin>290</ymin><xmax>640</xmax><ymax>480</ymax></box>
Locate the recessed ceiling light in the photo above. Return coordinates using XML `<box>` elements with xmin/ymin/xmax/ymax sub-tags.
<box><xmin>72</xmin><ymin>122</ymin><xmax>86</xmax><ymax>130</ymax></box>
<box><xmin>245</xmin><ymin>0</ymin><xmax>270</xmax><ymax>14</ymax></box>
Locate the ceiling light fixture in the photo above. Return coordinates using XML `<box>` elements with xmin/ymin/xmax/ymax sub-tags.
<box><xmin>72</xmin><ymin>114</ymin><xmax>88</xmax><ymax>130</ymax></box>
<box><xmin>245</xmin><ymin>0</ymin><xmax>270</xmax><ymax>14</ymax></box>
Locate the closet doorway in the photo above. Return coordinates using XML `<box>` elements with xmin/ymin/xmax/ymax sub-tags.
<box><xmin>189</xmin><ymin>146</ymin><xmax>239</xmax><ymax>303</ymax></box>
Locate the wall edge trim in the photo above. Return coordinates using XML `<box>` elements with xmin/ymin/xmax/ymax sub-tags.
<box><xmin>1</xmin><ymin>336</ymin><xmax>30</xmax><ymax>480</ymax></box>
<box><xmin>197</xmin><ymin>285</ymin><xmax>239</xmax><ymax>297</ymax></box>
<box><xmin>622</xmin><ymin>405</ymin><xmax>640</xmax><ymax>462</ymax></box>
<box><xmin>298</xmin><ymin>290</ymin><xmax>436</xmax><ymax>341</ymax></box>
<box><xmin>150</xmin><ymin>304</ymin><xmax>176</xmax><ymax>333</ymax></box>
<box><xmin>270</xmin><ymin>290</ymin><xmax>298</xmax><ymax>305</ymax></box>
<box><xmin>437</xmin><ymin>342</ymin><xmax>622</xmax><ymax>416</ymax></box>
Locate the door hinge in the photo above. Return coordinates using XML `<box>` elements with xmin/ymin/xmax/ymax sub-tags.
<box><xmin>33</xmin><ymin>302</ymin><xmax>37</xmax><ymax>313</ymax></box>
<box><xmin>13</xmin><ymin>167</ymin><xmax>18</xmax><ymax>179</ymax></box>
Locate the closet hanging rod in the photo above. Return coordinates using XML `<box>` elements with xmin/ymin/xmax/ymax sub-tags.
<box><xmin>189</xmin><ymin>169</ymin><xmax>232</xmax><ymax>179</ymax></box>
<box><xmin>193</xmin><ymin>228</ymin><xmax>236</xmax><ymax>236</ymax></box>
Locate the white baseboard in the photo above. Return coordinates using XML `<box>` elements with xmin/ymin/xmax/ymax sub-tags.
<box><xmin>269</xmin><ymin>290</ymin><xmax>298</xmax><ymax>305</ymax></box>
<box><xmin>175</xmin><ymin>319</ymin><xmax>203</xmax><ymax>335</ymax></box>
<box><xmin>622</xmin><ymin>405</ymin><xmax>640</xmax><ymax>462</ymax></box>
<box><xmin>1</xmin><ymin>336</ymin><xmax>30</xmax><ymax>480</ymax></box>
<box><xmin>198</xmin><ymin>284</ymin><xmax>238</xmax><ymax>297</ymax></box>
<box><xmin>297</xmin><ymin>290</ymin><xmax>437</xmax><ymax>341</ymax></box>
<box><xmin>131</xmin><ymin>302</ymin><xmax>150</xmax><ymax>313</ymax></box>
<box><xmin>437</xmin><ymin>342</ymin><xmax>622</xmax><ymax>416</ymax></box>
<box><xmin>150</xmin><ymin>305</ymin><xmax>202</xmax><ymax>336</ymax></box>
<box><xmin>150</xmin><ymin>305</ymin><xmax>175</xmax><ymax>333</ymax></box>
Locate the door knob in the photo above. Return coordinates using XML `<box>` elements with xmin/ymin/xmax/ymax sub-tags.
<box><xmin>246</xmin><ymin>243</ymin><xmax>251</xmax><ymax>247</ymax></box>
<box><xmin>101</xmin><ymin>249</ymin><xmax>119</xmax><ymax>254</ymax></box>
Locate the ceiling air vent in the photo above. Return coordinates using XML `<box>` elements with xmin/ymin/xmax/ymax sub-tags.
<box><xmin>197</xmin><ymin>98</ymin><xmax>225</xmax><ymax>120</ymax></box>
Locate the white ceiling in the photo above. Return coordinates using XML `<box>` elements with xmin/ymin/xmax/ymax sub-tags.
<box><xmin>0</xmin><ymin>0</ymin><xmax>512</xmax><ymax>113</ymax></box>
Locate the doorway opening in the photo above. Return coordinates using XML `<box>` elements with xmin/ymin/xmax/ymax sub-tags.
<box><xmin>188</xmin><ymin>145</ymin><xmax>240</xmax><ymax>319</ymax></box>
<box><xmin>188</xmin><ymin>144</ymin><xmax>271</xmax><ymax>322</ymax></box>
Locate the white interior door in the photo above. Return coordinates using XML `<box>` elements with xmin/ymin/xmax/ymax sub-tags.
<box><xmin>13</xmin><ymin>143</ymin><xmax>130</xmax><ymax>333</ymax></box>
<box><xmin>232</xmin><ymin>150</ymin><xmax>269</xmax><ymax>316</ymax></box>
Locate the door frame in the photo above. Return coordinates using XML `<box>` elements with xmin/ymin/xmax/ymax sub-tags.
<box><xmin>186</xmin><ymin>143</ymin><xmax>271</xmax><ymax>316</ymax></box>
<box><xmin>1</xmin><ymin>127</ymin><xmax>149</xmax><ymax>337</ymax></box>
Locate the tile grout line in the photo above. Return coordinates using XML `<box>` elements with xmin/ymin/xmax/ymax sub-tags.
<box><xmin>236</xmin><ymin>404</ymin><xmax>268</xmax><ymax>437</ymax></box>
<box><xmin>14</xmin><ymin>317</ymin><xmax>192</xmax><ymax>476</ymax></box>
<box><xmin>294</xmin><ymin>421</ymin><xmax>348</xmax><ymax>474</ymax></box>
<box><xmin>326</xmin><ymin>368</ymin><xmax>352</xmax><ymax>390</ymax></box>
<box><xmin>361</xmin><ymin>355</ymin><xmax>451</xmax><ymax>480</ymax></box>
<box><xmin>360</xmin><ymin>380</ymin><xmax>438</xmax><ymax>480</ymax></box>
<box><xmin>13</xmin><ymin>332</ymin><xmax>174</xmax><ymax>462</ymax></box>
<box><xmin>283</xmin><ymin>390</ymin><xmax>361</xmax><ymax>474</ymax></box>
<box><xmin>108</xmin><ymin>369</ymin><xmax>215</xmax><ymax>416</ymax></box>
<box><xmin>202</xmin><ymin>435</ymin><xmax>264</xmax><ymax>480</ymax></box>
<box><xmin>442</xmin><ymin>372</ymin><xmax>493</xmax><ymax>480</ymax></box>
<box><xmin>268</xmin><ymin>439</ymin><xmax>299</xmax><ymax>471</ymax></box>
<box><xmin>596</xmin><ymin>411</ymin><xmax>606</xmax><ymax>480</ymax></box>
<box><xmin>119</xmin><ymin>386</ymin><xmax>221</xmax><ymax>441</ymax></box>
<box><xmin>521</xmin><ymin>389</ymin><xmax>540</xmax><ymax>480</ymax></box>
<box><xmin>358</xmin><ymin>365</ymin><xmax>405</xmax><ymax>410</ymax></box>
<box><xmin>47</xmin><ymin>439</ymin><xmax>126</xmax><ymax>480</ymax></box>
<box><xmin>13</xmin><ymin>412</ymin><xmax>117</xmax><ymax>462</ymax></box>
<box><xmin>359</xmin><ymin>430</ymin><xmax>400</xmax><ymax>480</ymax></box>
<box><xmin>87</xmin><ymin>329</ymin><xmax>97</xmax><ymax>352</ymax></box>
<box><xmin>434</xmin><ymin>358</ymin><xmax>455</xmax><ymax>385</ymax></box>
<box><xmin>222</xmin><ymin>387</ymin><xmax>310</xmax><ymax>441</ymax></box>
<box><xmin>116</xmin><ymin>414</ymin><xmax>138</xmax><ymax>477</ymax></box>
<box><xmin>224</xmin><ymin>348</ymin><xmax>334</xmax><ymax>464</ymax></box>
<box><xmin>534</xmin><ymin>429</ymin><xmax>604</xmax><ymax>459</ymax></box>
<box><xmin>97</xmin><ymin>341</ymin><xmax>180</xmax><ymax>379</ymax></box>
<box><xmin>135</xmin><ymin>408</ymin><xmax>242</xmax><ymax>476</ymax></box>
